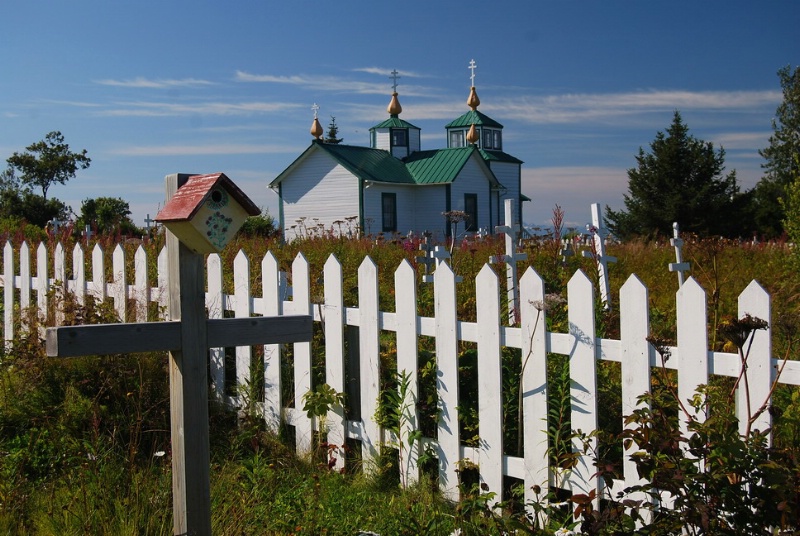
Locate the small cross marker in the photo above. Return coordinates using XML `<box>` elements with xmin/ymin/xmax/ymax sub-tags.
<box><xmin>669</xmin><ymin>222</ymin><xmax>690</xmax><ymax>287</ymax></box>
<box><xmin>581</xmin><ymin>203</ymin><xmax>617</xmax><ymax>310</ymax></box>
<box><xmin>489</xmin><ymin>200</ymin><xmax>528</xmax><ymax>324</ymax></box>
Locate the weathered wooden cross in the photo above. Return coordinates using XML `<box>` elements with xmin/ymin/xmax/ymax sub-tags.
<box><xmin>489</xmin><ymin>199</ymin><xmax>528</xmax><ymax>324</ymax></box>
<box><xmin>143</xmin><ymin>213</ymin><xmax>157</xmax><ymax>232</ymax></box>
<box><xmin>581</xmin><ymin>203</ymin><xmax>616</xmax><ymax>310</ymax></box>
<box><xmin>45</xmin><ymin>173</ymin><xmax>313</xmax><ymax>536</ymax></box>
<box><xmin>669</xmin><ymin>221</ymin><xmax>690</xmax><ymax>287</ymax></box>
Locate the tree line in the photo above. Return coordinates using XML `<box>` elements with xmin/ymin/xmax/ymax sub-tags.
<box><xmin>606</xmin><ymin>65</ymin><xmax>800</xmax><ymax>243</ymax></box>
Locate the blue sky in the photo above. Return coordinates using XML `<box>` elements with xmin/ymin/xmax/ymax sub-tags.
<box><xmin>1</xmin><ymin>1</ymin><xmax>797</xmax><ymax>231</ymax></box>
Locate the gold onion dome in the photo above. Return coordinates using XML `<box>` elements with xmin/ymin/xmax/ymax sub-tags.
<box><xmin>467</xmin><ymin>86</ymin><xmax>480</xmax><ymax>110</ymax></box>
<box><xmin>310</xmin><ymin>117</ymin><xmax>323</xmax><ymax>139</ymax></box>
<box><xmin>467</xmin><ymin>123</ymin><xmax>478</xmax><ymax>145</ymax></box>
<box><xmin>387</xmin><ymin>92</ymin><xmax>402</xmax><ymax>116</ymax></box>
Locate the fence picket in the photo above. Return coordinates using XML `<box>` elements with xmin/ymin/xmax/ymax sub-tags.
<box><xmin>619</xmin><ymin>275</ymin><xmax>651</xmax><ymax>503</ymax></box>
<box><xmin>20</xmin><ymin>243</ymin><xmax>30</xmax><ymax>318</ymax></box>
<box><xmin>738</xmin><ymin>281</ymin><xmax>772</xmax><ymax>439</ymax></box>
<box><xmin>476</xmin><ymin>264</ymin><xmax>504</xmax><ymax>500</ymax></box>
<box><xmin>73</xmin><ymin>243</ymin><xmax>85</xmax><ymax>306</ymax></box>
<box><xmin>134</xmin><ymin>246</ymin><xmax>149</xmax><ymax>323</ymax></box>
<box><xmin>4</xmin><ymin>242</ymin><xmax>14</xmax><ymax>347</ymax></box>
<box><xmin>566</xmin><ymin>269</ymin><xmax>599</xmax><ymax>500</ymax></box>
<box><xmin>261</xmin><ymin>251</ymin><xmax>283</xmax><ymax>431</ymax></box>
<box><xmin>519</xmin><ymin>267</ymin><xmax>549</xmax><ymax>506</ymax></box>
<box><xmin>112</xmin><ymin>244</ymin><xmax>127</xmax><ymax>321</ymax></box>
<box><xmin>323</xmin><ymin>254</ymin><xmax>346</xmax><ymax>470</ymax></box>
<box><xmin>36</xmin><ymin>243</ymin><xmax>47</xmax><ymax>315</ymax></box>
<box><xmin>358</xmin><ymin>256</ymin><xmax>381</xmax><ymax>469</ymax></box>
<box><xmin>434</xmin><ymin>261</ymin><xmax>460</xmax><ymax>500</ymax></box>
<box><xmin>91</xmin><ymin>244</ymin><xmax>106</xmax><ymax>301</ymax></box>
<box><xmin>291</xmin><ymin>253</ymin><xmax>313</xmax><ymax>455</ymax></box>
<box><xmin>677</xmin><ymin>277</ymin><xmax>709</xmax><ymax>433</ymax></box>
<box><xmin>233</xmin><ymin>250</ymin><xmax>253</xmax><ymax>400</ymax></box>
<box><xmin>207</xmin><ymin>253</ymin><xmax>225</xmax><ymax>399</ymax></box>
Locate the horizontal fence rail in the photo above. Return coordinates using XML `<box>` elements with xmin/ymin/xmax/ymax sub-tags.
<box><xmin>1</xmin><ymin>240</ymin><xmax>798</xmax><ymax>511</ymax></box>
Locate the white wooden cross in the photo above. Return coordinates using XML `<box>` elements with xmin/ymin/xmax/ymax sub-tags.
<box><xmin>46</xmin><ymin>173</ymin><xmax>313</xmax><ymax>536</ymax></box>
<box><xmin>489</xmin><ymin>199</ymin><xmax>528</xmax><ymax>324</ymax></box>
<box><xmin>421</xmin><ymin>245</ymin><xmax>463</xmax><ymax>284</ymax></box>
<box><xmin>581</xmin><ymin>203</ymin><xmax>616</xmax><ymax>310</ymax></box>
<box><xmin>82</xmin><ymin>224</ymin><xmax>94</xmax><ymax>246</ymax></box>
<box><xmin>47</xmin><ymin>218</ymin><xmax>63</xmax><ymax>233</ymax></box>
<box><xmin>389</xmin><ymin>69</ymin><xmax>401</xmax><ymax>92</ymax></box>
<box><xmin>560</xmin><ymin>238</ymin><xmax>575</xmax><ymax>264</ymax></box>
<box><xmin>311</xmin><ymin>102</ymin><xmax>320</xmax><ymax>119</ymax></box>
<box><xmin>468</xmin><ymin>58</ymin><xmax>477</xmax><ymax>86</ymax></box>
<box><xmin>669</xmin><ymin>222</ymin><xmax>690</xmax><ymax>287</ymax></box>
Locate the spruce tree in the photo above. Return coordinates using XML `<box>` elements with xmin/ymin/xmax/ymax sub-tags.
<box><xmin>324</xmin><ymin>116</ymin><xmax>343</xmax><ymax>144</ymax></box>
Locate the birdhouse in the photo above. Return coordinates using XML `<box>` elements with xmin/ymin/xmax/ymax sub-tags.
<box><xmin>155</xmin><ymin>172</ymin><xmax>261</xmax><ymax>254</ymax></box>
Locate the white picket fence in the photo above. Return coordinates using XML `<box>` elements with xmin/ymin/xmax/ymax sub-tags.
<box><xmin>1</xmin><ymin>240</ymin><xmax>799</xmax><ymax>510</ymax></box>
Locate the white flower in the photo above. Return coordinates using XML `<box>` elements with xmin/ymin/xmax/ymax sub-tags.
<box><xmin>154</xmin><ymin>450</ymin><xmax>166</xmax><ymax>457</ymax></box>
<box><xmin>554</xmin><ymin>529</ymin><xmax>575</xmax><ymax>536</ymax></box>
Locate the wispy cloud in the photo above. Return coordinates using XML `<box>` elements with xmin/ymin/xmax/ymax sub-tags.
<box><xmin>488</xmin><ymin>89</ymin><xmax>781</xmax><ymax>125</ymax></box>
<box><xmin>109</xmin><ymin>143</ymin><xmax>300</xmax><ymax>157</ymax></box>
<box><xmin>352</xmin><ymin>67</ymin><xmax>426</xmax><ymax>78</ymax></box>
<box><xmin>97</xmin><ymin>100</ymin><xmax>301</xmax><ymax>117</ymax></box>
<box><xmin>234</xmin><ymin>70</ymin><xmax>435</xmax><ymax>97</ymax></box>
<box><xmin>94</xmin><ymin>77</ymin><xmax>215</xmax><ymax>88</ymax></box>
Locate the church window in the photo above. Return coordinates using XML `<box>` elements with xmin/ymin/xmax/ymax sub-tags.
<box><xmin>391</xmin><ymin>129</ymin><xmax>407</xmax><ymax>147</ymax></box>
<box><xmin>450</xmin><ymin>130</ymin><xmax>465</xmax><ymax>148</ymax></box>
<box><xmin>464</xmin><ymin>193</ymin><xmax>478</xmax><ymax>232</ymax></box>
<box><xmin>382</xmin><ymin>193</ymin><xmax>397</xmax><ymax>232</ymax></box>
<box><xmin>493</xmin><ymin>130</ymin><xmax>502</xmax><ymax>150</ymax></box>
<box><xmin>483</xmin><ymin>129</ymin><xmax>493</xmax><ymax>149</ymax></box>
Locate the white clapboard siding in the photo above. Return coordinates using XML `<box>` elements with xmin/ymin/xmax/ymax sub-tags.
<box><xmin>1</xmin><ymin>240</ymin><xmax>799</xmax><ymax>520</ymax></box>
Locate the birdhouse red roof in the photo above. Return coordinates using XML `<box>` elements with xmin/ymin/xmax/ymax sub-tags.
<box><xmin>155</xmin><ymin>173</ymin><xmax>260</xmax><ymax>222</ymax></box>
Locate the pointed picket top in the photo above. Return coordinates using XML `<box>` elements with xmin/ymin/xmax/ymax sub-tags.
<box><xmin>324</xmin><ymin>252</ymin><xmax>342</xmax><ymax>274</ymax></box>
<box><xmin>738</xmin><ymin>279</ymin><xmax>772</xmax><ymax>439</ymax></box>
<box><xmin>291</xmin><ymin>252</ymin><xmax>310</xmax><ymax>314</ymax></box>
<box><xmin>92</xmin><ymin>243</ymin><xmax>106</xmax><ymax>300</ymax></box>
<box><xmin>134</xmin><ymin>245</ymin><xmax>149</xmax><ymax>323</ymax></box>
<box><xmin>261</xmin><ymin>251</ymin><xmax>281</xmax><ymax>316</ymax></box>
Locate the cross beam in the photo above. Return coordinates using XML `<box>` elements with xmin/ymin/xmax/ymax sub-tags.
<box><xmin>46</xmin><ymin>315</ymin><xmax>311</xmax><ymax>358</ymax></box>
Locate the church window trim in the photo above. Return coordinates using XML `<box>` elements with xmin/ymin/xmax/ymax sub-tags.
<box><xmin>391</xmin><ymin>128</ymin><xmax>408</xmax><ymax>147</ymax></box>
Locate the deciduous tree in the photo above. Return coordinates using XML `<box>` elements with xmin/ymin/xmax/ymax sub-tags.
<box><xmin>606</xmin><ymin>111</ymin><xmax>741</xmax><ymax>239</ymax></box>
<box><xmin>7</xmin><ymin>131</ymin><xmax>90</xmax><ymax>200</ymax></box>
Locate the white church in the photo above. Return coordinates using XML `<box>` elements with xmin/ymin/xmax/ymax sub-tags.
<box><xmin>270</xmin><ymin>64</ymin><xmax>528</xmax><ymax>240</ymax></box>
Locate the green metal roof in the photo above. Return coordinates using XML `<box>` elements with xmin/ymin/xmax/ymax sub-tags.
<box><xmin>370</xmin><ymin>116</ymin><xmax>421</xmax><ymax>130</ymax></box>
<box><xmin>445</xmin><ymin>109</ymin><xmax>503</xmax><ymax>129</ymax></box>
<box><xmin>404</xmin><ymin>146</ymin><xmax>501</xmax><ymax>187</ymax></box>
<box><xmin>272</xmin><ymin>141</ymin><xmax>505</xmax><ymax>189</ymax></box>
<box><xmin>479</xmin><ymin>148</ymin><xmax>524</xmax><ymax>164</ymax></box>
<box><xmin>319</xmin><ymin>143</ymin><xmax>416</xmax><ymax>184</ymax></box>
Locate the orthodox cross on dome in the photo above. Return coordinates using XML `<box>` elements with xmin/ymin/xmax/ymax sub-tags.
<box><xmin>468</xmin><ymin>59</ymin><xmax>477</xmax><ymax>86</ymax></box>
<box><xmin>389</xmin><ymin>69</ymin><xmax>401</xmax><ymax>93</ymax></box>
<box><xmin>311</xmin><ymin>102</ymin><xmax>320</xmax><ymax>119</ymax></box>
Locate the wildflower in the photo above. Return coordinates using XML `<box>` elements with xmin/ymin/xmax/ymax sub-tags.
<box><xmin>154</xmin><ymin>450</ymin><xmax>166</xmax><ymax>457</ymax></box>
<box><xmin>555</xmin><ymin>529</ymin><xmax>575</xmax><ymax>536</ymax></box>
<box><xmin>718</xmin><ymin>314</ymin><xmax>769</xmax><ymax>350</ymax></box>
